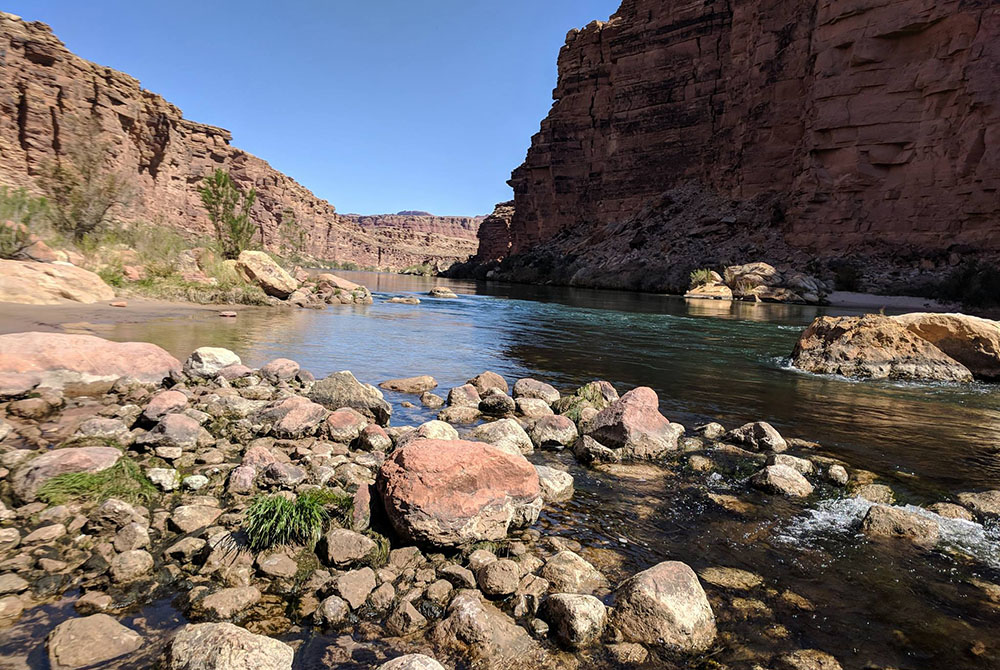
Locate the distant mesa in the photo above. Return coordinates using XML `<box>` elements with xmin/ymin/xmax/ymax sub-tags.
<box><xmin>396</xmin><ymin>210</ymin><xmax>434</xmax><ymax>217</ymax></box>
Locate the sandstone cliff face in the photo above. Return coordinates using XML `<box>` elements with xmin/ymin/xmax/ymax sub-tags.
<box><xmin>472</xmin><ymin>201</ymin><xmax>515</xmax><ymax>263</ymax></box>
<box><xmin>0</xmin><ymin>13</ymin><xmax>477</xmax><ymax>270</ymax></box>
<box><xmin>497</xmin><ymin>0</ymin><xmax>1000</xmax><ymax>285</ymax></box>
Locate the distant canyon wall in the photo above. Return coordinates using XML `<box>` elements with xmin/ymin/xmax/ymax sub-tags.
<box><xmin>489</xmin><ymin>0</ymin><xmax>1000</xmax><ymax>285</ymax></box>
<box><xmin>0</xmin><ymin>13</ymin><xmax>478</xmax><ymax>270</ymax></box>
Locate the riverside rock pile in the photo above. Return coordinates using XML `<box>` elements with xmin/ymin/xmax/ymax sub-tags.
<box><xmin>0</xmin><ymin>333</ymin><xmax>997</xmax><ymax>669</ymax></box>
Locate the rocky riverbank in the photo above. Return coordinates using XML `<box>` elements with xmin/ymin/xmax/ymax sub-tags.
<box><xmin>0</xmin><ymin>331</ymin><xmax>999</xmax><ymax>669</ymax></box>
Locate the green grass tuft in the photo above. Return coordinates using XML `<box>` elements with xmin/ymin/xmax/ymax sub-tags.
<box><xmin>243</xmin><ymin>489</ymin><xmax>354</xmax><ymax>553</ymax></box>
<box><xmin>364</xmin><ymin>530</ymin><xmax>391</xmax><ymax>568</ymax></box>
<box><xmin>689</xmin><ymin>268</ymin><xmax>714</xmax><ymax>288</ymax></box>
<box><xmin>38</xmin><ymin>458</ymin><xmax>157</xmax><ymax>506</ymax></box>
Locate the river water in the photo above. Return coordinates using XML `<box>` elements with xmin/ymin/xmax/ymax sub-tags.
<box><xmin>96</xmin><ymin>271</ymin><xmax>1000</xmax><ymax>670</ymax></box>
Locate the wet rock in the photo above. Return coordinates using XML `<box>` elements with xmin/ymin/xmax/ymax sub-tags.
<box><xmin>0</xmin><ymin>574</ymin><xmax>28</xmax><ymax>595</ymax></box>
<box><xmin>110</xmin><ymin>550</ymin><xmax>153</xmax><ymax>583</ymax></box>
<box><xmin>47</xmin><ymin>614</ymin><xmax>143</xmax><ymax>670</ymax></box>
<box><xmin>956</xmin><ymin>490</ymin><xmax>1000</xmax><ymax>520</ymax></box>
<box><xmin>167</xmin><ymin>622</ymin><xmax>293</xmax><ymax>670</ymax></box>
<box><xmin>379</xmin><ymin>655</ymin><xmax>445</xmax><ymax>670</ymax></box>
<box><xmin>256</xmin><ymin>552</ymin><xmax>298</xmax><ymax>579</ymax></box>
<box><xmin>113</xmin><ymin>522</ymin><xmax>150</xmax><ymax>552</ymax></box>
<box><xmin>696</xmin><ymin>422</ymin><xmax>727</xmax><ymax>440</ymax></box>
<box><xmin>853</xmin><ymin>483</ymin><xmax>895</xmax><ymax>504</ymax></box>
<box><xmin>927</xmin><ymin>502</ymin><xmax>974</xmax><ymax>521</ymax></box>
<box><xmin>728</xmin><ymin>421</ymin><xmax>787</xmax><ymax>453</ymax></box>
<box><xmin>428</xmin><ymin>287</ymin><xmax>457</xmax><ymax>299</ymax></box>
<box><xmin>258</xmin><ymin>396</ymin><xmax>328</xmax><ymax>439</ymax></box>
<box><xmin>791</xmin><ymin>315</ymin><xmax>973</xmax><ymax>382</ymax></box>
<box><xmin>237</xmin><ymin>250</ymin><xmax>298</xmax><ymax>298</ymax></box>
<box><xmin>0</xmin><ymin>332</ymin><xmax>179</xmax><ymax>391</ymax></box>
<box><xmin>512</xmin><ymin>378</ymin><xmax>560</xmax><ymax>404</ymax></box>
<box><xmin>698</xmin><ymin>567</ymin><xmax>763</xmax><ymax>590</ymax></box>
<box><xmin>137</xmin><ymin>413</ymin><xmax>212</xmax><ymax>458</ymax></box>
<box><xmin>0</xmin><ymin>595</ymin><xmax>23</xmax><ymax>627</ymax></box>
<box><xmin>199</xmin><ymin>586</ymin><xmax>261</xmax><ymax>619</ymax></box>
<box><xmin>321</xmin><ymin>528</ymin><xmax>377</xmax><ymax>567</ymax></box>
<box><xmin>479</xmin><ymin>389</ymin><xmax>516</xmax><ymax>416</ymax></box>
<box><xmin>611</xmin><ymin>561</ymin><xmax>717</xmax><ymax>652</ymax></box>
<box><xmin>774</xmin><ymin>649</ymin><xmax>844</xmax><ymax>670</ymax></box>
<box><xmin>420</xmin><ymin>392</ymin><xmax>445</xmax><ymax>408</ymax></box>
<box><xmin>528</xmin><ymin>414</ymin><xmax>578</xmax><ymax>449</ymax></box>
<box><xmin>432</xmin><ymin>590</ymin><xmax>544</xmax><ymax>667</ymax></box>
<box><xmin>166</xmin><ymin>537</ymin><xmax>208</xmax><ymax>563</ymax></box>
<box><xmin>336</xmin><ymin>567</ymin><xmax>376</xmax><ymax>609</ymax></box>
<box><xmin>768</xmin><ymin>453</ymin><xmax>814</xmax><ymax>474</ymax></box>
<box><xmin>541</xmin><ymin>551</ymin><xmax>608</xmax><ymax>595</ymax></box>
<box><xmin>471</xmin><ymin>418</ymin><xmax>533</xmax><ymax>455</ymax></box>
<box><xmin>586</xmin><ymin>387</ymin><xmax>682</xmax><ymax>460</ymax></box>
<box><xmin>750</xmin><ymin>465</ymin><xmax>814</xmax><ymax>497</ymax></box>
<box><xmin>318</xmin><ymin>595</ymin><xmax>349</xmax><ymax>626</ymax></box>
<box><xmin>325</xmin><ymin>407</ymin><xmax>369</xmax><ymax>443</ymax></box>
<box><xmin>439</xmin><ymin>564</ymin><xmax>476</xmax><ymax>589</ymax></box>
<box><xmin>386</xmin><ymin>601</ymin><xmax>428</xmax><ymax>635</ymax></box>
<box><xmin>260</xmin><ymin>358</ymin><xmax>300</xmax><ymax>383</ymax></box>
<box><xmin>309</xmin><ymin>371</ymin><xmax>392</xmax><ymax>425</ymax></box>
<box><xmin>468</xmin><ymin>371</ymin><xmax>508</xmax><ymax>395</ymax></box>
<box><xmin>74</xmin><ymin>591</ymin><xmax>113</xmax><ymax>614</ymax></box>
<box><xmin>827</xmin><ymin>464</ymin><xmax>849</xmax><ymax>486</ymax></box>
<box><xmin>425</xmin><ymin>578</ymin><xmax>453</xmax><ymax>605</ymax></box>
<box><xmin>12</xmin><ymin>446</ymin><xmax>121</xmax><ymax>502</ymax></box>
<box><xmin>861</xmin><ymin>505</ymin><xmax>940</xmax><ymax>547</ymax></box>
<box><xmin>477</xmin><ymin>558</ymin><xmax>520</xmax><ymax>597</ymax></box>
<box><xmin>572</xmin><ymin>435</ymin><xmax>621</xmax><ymax>464</ymax></box>
<box><xmin>607</xmin><ymin>642</ymin><xmax>649</xmax><ymax>665</ymax></box>
<box><xmin>553</xmin><ymin>380</ymin><xmax>619</xmax><ymax>420</ymax></box>
<box><xmin>380</xmin><ymin>375</ymin><xmax>437</xmax><ymax>393</ymax></box>
<box><xmin>377</xmin><ymin>439</ymin><xmax>542</xmax><ymax>547</ymax></box>
<box><xmin>184</xmin><ymin>347</ymin><xmax>242</xmax><ymax>379</ymax></box>
<box><xmin>541</xmin><ymin>593</ymin><xmax>607</xmax><ymax>648</ymax></box>
<box><xmin>535</xmin><ymin>465</ymin><xmax>574</xmax><ymax>502</ymax></box>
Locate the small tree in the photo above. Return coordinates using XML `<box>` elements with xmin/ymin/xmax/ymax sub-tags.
<box><xmin>38</xmin><ymin>117</ymin><xmax>132</xmax><ymax>242</ymax></box>
<box><xmin>0</xmin><ymin>186</ymin><xmax>48</xmax><ymax>259</ymax></box>
<box><xmin>198</xmin><ymin>169</ymin><xmax>259</xmax><ymax>259</ymax></box>
<box><xmin>278</xmin><ymin>208</ymin><xmax>307</xmax><ymax>258</ymax></box>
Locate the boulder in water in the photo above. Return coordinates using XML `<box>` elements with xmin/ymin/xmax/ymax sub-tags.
<box><xmin>892</xmin><ymin>312</ymin><xmax>1000</xmax><ymax>380</ymax></box>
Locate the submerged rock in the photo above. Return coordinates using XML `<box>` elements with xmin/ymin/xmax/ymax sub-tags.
<box><xmin>48</xmin><ymin>614</ymin><xmax>143</xmax><ymax>670</ymax></box>
<box><xmin>774</xmin><ymin>649</ymin><xmax>843</xmax><ymax>670</ymax></box>
<box><xmin>790</xmin><ymin>315</ymin><xmax>973</xmax><ymax>382</ymax></box>
<box><xmin>379</xmin><ymin>375</ymin><xmax>437</xmax><ymax>393</ymax></box>
<box><xmin>377</xmin><ymin>439</ymin><xmax>542</xmax><ymax>547</ymax></box>
<box><xmin>860</xmin><ymin>505</ymin><xmax>940</xmax><ymax>548</ymax></box>
<box><xmin>611</xmin><ymin>561</ymin><xmax>716</xmax><ymax>653</ymax></box>
<box><xmin>541</xmin><ymin>593</ymin><xmax>606</xmax><ymax>649</ymax></box>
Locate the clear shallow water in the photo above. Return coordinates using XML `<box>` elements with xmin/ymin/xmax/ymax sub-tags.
<box><xmin>92</xmin><ymin>273</ymin><xmax>1000</xmax><ymax>670</ymax></box>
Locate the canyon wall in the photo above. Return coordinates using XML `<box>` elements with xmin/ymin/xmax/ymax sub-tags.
<box><xmin>0</xmin><ymin>13</ymin><xmax>478</xmax><ymax>270</ymax></box>
<box><xmin>493</xmin><ymin>0</ymin><xmax>1000</xmax><ymax>289</ymax></box>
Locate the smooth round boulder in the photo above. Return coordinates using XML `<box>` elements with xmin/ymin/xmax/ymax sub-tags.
<box><xmin>468</xmin><ymin>371</ymin><xmax>509</xmax><ymax>395</ymax></box>
<box><xmin>308</xmin><ymin>371</ymin><xmax>392</xmax><ymax>425</ymax></box>
<box><xmin>379</xmin><ymin>375</ymin><xmax>438</xmax><ymax>393</ymax></box>
<box><xmin>750</xmin><ymin>464</ymin><xmax>814</xmax><ymax>497</ymax></box>
<box><xmin>611</xmin><ymin>561</ymin><xmax>716</xmax><ymax>652</ymax></box>
<box><xmin>860</xmin><ymin>504</ymin><xmax>940</xmax><ymax>548</ymax></box>
<box><xmin>167</xmin><ymin>622</ymin><xmax>293</xmax><ymax>670</ymax></box>
<box><xmin>472</xmin><ymin>418</ymin><xmax>533</xmax><ymax>455</ymax></box>
<box><xmin>377</xmin><ymin>439</ymin><xmax>542</xmax><ymax>547</ymax></box>
<box><xmin>535</xmin><ymin>465</ymin><xmax>574</xmax><ymax>502</ymax></box>
<box><xmin>586</xmin><ymin>387</ymin><xmax>682</xmax><ymax>459</ymax></box>
<box><xmin>529</xmin><ymin>414</ymin><xmax>578</xmax><ymax>448</ymax></box>
<box><xmin>512</xmin><ymin>378</ymin><xmax>560</xmax><ymax>404</ymax></box>
<box><xmin>446</xmin><ymin>383</ymin><xmax>481</xmax><ymax>408</ymax></box>
<box><xmin>541</xmin><ymin>593</ymin><xmax>607</xmax><ymax>648</ymax></box>
<box><xmin>540</xmin><ymin>551</ymin><xmax>608</xmax><ymax>595</ymax></box>
<box><xmin>476</xmin><ymin>558</ymin><xmax>520</xmax><ymax>597</ymax></box>
<box><xmin>260</xmin><ymin>358</ymin><xmax>300</xmax><ymax>382</ymax></box>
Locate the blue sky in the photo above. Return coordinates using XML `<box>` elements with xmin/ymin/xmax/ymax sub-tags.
<box><xmin>7</xmin><ymin>1</ymin><xmax>620</xmax><ymax>216</ymax></box>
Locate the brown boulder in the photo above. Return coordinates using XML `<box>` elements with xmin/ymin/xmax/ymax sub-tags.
<box><xmin>377</xmin><ymin>439</ymin><xmax>542</xmax><ymax>547</ymax></box>
<box><xmin>236</xmin><ymin>251</ymin><xmax>298</xmax><ymax>298</ymax></box>
<box><xmin>790</xmin><ymin>315</ymin><xmax>973</xmax><ymax>382</ymax></box>
<box><xmin>860</xmin><ymin>505</ymin><xmax>940</xmax><ymax>548</ymax></box>
<box><xmin>0</xmin><ymin>332</ymin><xmax>180</xmax><ymax>392</ymax></box>
<box><xmin>379</xmin><ymin>375</ymin><xmax>438</xmax><ymax>393</ymax></box>
<box><xmin>892</xmin><ymin>313</ymin><xmax>1000</xmax><ymax>380</ymax></box>
<box><xmin>0</xmin><ymin>259</ymin><xmax>115</xmax><ymax>305</ymax></box>
<box><xmin>585</xmin><ymin>387</ymin><xmax>682</xmax><ymax>459</ymax></box>
<box><xmin>47</xmin><ymin>614</ymin><xmax>143</xmax><ymax>670</ymax></box>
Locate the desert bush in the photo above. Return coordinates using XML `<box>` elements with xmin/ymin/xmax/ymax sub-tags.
<box><xmin>97</xmin><ymin>264</ymin><xmax>125</xmax><ymax>287</ymax></box>
<box><xmin>0</xmin><ymin>186</ymin><xmax>48</xmax><ymax>259</ymax></box>
<box><xmin>689</xmin><ymin>268</ymin><xmax>715</xmax><ymax>287</ymax></box>
<box><xmin>38</xmin><ymin>117</ymin><xmax>133</xmax><ymax>242</ymax></box>
<box><xmin>199</xmin><ymin>169</ymin><xmax>259</xmax><ymax>259</ymax></box>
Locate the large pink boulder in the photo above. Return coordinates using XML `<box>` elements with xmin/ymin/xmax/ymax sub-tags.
<box><xmin>0</xmin><ymin>332</ymin><xmax>180</xmax><ymax>392</ymax></box>
<box><xmin>585</xmin><ymin>387</ymin><xmax>683</xmax><ymax>460</ymax></box>
<box><xmin>377</xmin><ymin>439</ymin><xmax>542</xmax><ymax>547</ymax></box>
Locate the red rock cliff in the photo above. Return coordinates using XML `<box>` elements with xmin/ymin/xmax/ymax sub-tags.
<box><xmin>503</xmin><ymin>0</ymin><xmax>1000</xmax><ymax>265</ymax></box>
<box><xmin>0</xmin><ymin>13</ymin><xmax>478</xmax><ymax>270</ymax></box>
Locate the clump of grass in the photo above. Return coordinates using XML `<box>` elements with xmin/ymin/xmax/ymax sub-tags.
<box><xmin>689</xmin><ymin>268</ymin><xmax>714</xmax><ymax>288</ymax></box>
<box><xmin>127</xmin><ymin>275</ymin><xmax>271</xmax><ymax>306</ymax></box>
<box><xmin>243</xmin><ymin>489</ymin><xmax>354</xmax><ymax>553</ymax></box>
<box><xmin>38</xmin><ymin>458</ymin><xmax>156</xmax><ymax>506</ymax></box>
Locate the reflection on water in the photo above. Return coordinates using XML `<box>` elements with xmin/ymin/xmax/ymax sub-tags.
<box><xmin>106</xmin><ymin>271</ymin><xmax>1000</xmax><ymax>494</ymax></box>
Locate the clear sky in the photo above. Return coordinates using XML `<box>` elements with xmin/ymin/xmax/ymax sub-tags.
<box><xmin>6</xmin><ymin>1</ymin><xmax>620</xmax><ymax>216</ymax></box>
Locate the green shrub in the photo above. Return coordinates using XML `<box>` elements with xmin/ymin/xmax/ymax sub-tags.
<box><xmin>242</xmin><ymin>489</ymin><xmax>353</xmax><ymax>553</ymax></box>
<box><xmin>689</xmin><ymin>268</ymin><xmax>714</xmax><ymax>288</ymax></box>
<box><xmin>198</xmin><ymin>169</ymin><xmax>259</xmax><ymax>260</ymax></box>
<box><xmin>38</xmin><ymin>458</ymin><xmax>156</xmax><ymax>506</ymax></box>
<box><xmin>364</xmin><ymin>531</ymin><xmax>390</xmax><ymax>568</ymax></box>
<box><xmin>97</xmin><ymin>264</ymin><xmax>125</xmax><ymax>288</ymax></box>
<box><xmin>0</xmin><ymin>186</ymin><xmax>48</xmax><ymax>259</ymax></box>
